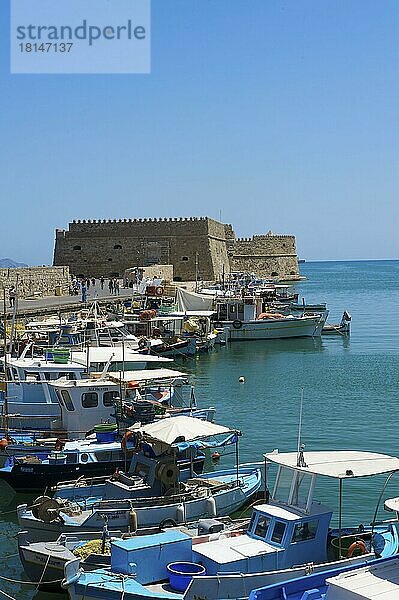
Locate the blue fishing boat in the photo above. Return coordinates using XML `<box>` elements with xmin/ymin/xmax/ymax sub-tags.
<box><xmin>62</xmin><ymin>449</ymin><xmax>399</xmax><ymax>600</ymax></box>
<box><xmin>17</xmin><ymin>416</ymin><xmax>261</xmax><ymax>541</ymax></box>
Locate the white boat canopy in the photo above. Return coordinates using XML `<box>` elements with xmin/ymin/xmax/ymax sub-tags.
<box><xmin>264</xmin><ymin>450</ymin><xmax>399</xmax><ymax>479</ymax></box>
<box><xmin>107</xmin><ymin>368</ymin><xmax>188</xmax><ymax>383</ymax></box>
<box><xmin>71</xmin><ymin>347</ymin><xmax>171</xmax><ymax>364</ymax></box>
<box><xmin>138</xmin><ymin>415</ymin><xmax>233</xmax><ymax>444</ymax></box>
<box><xmin>384</xmin><ymin>497</ymin><xmax>399</xmax><ymax>513</ymax></box>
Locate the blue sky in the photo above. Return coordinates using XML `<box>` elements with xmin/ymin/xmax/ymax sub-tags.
<box><xmin>1</xmin><ymin>0</ymin><xmax>399</xmax><ymax>264</ymax></box>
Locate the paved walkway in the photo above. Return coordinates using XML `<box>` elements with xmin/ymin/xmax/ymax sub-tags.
<box><xmin>6</xmin><ymin>286</ymin><xmax>133</xmax><ymax>317</ymax></box>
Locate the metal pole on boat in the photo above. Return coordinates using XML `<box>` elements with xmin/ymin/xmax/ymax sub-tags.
<box><xmin>2</xmin><ymin>290</ymin><xmax>9</xmax><ymax>438</ymax></box>
<box><xmin>338</xmin><ymin>478</ymin><xmax>343</xmax><ymax>559</ymax></box>
<box><xmin>235</xmin><ymin>433</ymin><xmax>239</xmax><ymax>486</ymax></box>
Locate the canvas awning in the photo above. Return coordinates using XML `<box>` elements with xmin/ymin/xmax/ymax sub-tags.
<box><xmin>264</xmin><ymin>450</ymin><xmax>399</xmax><ymax>479</ymax></box>
<box><xmin>139</xmin><ymin>415</ymin><xmax>233</xmax><ymax>445</ymax></box>
<box><xmin>107</xmin><ymin>368</ymin><xmax>187</xmax><ymax>383</ymax></box>
<box><xmin>176</xmin><ymin>288</ymin><xmax>214</xmax><ymax>312</ymax></box>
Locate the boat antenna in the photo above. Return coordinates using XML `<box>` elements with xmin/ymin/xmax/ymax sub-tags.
<box><xmin>296</xmin><ymin>389</ymin><xmax>307</xmax><ymax>467</ymax></box>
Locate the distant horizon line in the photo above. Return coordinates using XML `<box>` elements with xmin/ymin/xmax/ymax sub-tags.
<box><xmin>302</xmin><ymin>258</ymin><xmax>399</xmax><ymax>263</ymax></box>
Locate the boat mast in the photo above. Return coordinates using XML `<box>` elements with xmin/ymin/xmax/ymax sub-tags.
<box><xmin>2</xmin><ymin>290</ymin><xmax>9</xmax><ymax>437</ymax></box>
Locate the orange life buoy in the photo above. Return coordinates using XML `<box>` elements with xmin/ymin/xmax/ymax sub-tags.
<box><xmin>0</xmin><ymin>438</ymin><xmax>10</xmax><ymax>452</ymax></box>
<box><xmin>347</xmin><ymin>539</ymin><xmax>367</xmax><ymax>558</ymax></box>
<box><xmin>156</xmin><ymin>286</ymin><xmax>164</xmax><ymax>297</ymax></box>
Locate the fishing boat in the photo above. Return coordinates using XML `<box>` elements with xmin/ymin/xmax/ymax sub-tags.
<box><xmin>18</xmin><ymin>517</ymin><xmax>248</xmax><ymax>590</ymax></box>
<box><xmin>0</xmin><ymin>345</ymin><xmax>172</xmax><ymax>431</ymax></box>
<box><xmin>17</xmin><ymin>417</ymin><xmax>261</xmax><ymax>541</ymax></box>
<box><xmin>322</xmin><ymin>311</ymin><xmax>351</xmax><ymax>335</ymax></box>
<box><xmin>0</xmin><ymin>425</ymin><xmax>134</xmax><ymax>491</ymax></box>
<box><xmin>51</xmin><ymin>367</ymin><xmax>215</xmax><ymax>435</ymax></box>
<box><xmin>61</xmin><ymin>448</ymin><xmax>399</xmax><ymax>600</ymax></box>
<box><xmin>213</xmin><ymin>297</ymin><xmax>327</xmax><ymax>341</ymax></box>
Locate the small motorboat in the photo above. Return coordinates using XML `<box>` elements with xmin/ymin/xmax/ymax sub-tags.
<box><xmin>322</xmin><ymin>311</ymin><xmax>351</xmax><ymax>335</ymax></box>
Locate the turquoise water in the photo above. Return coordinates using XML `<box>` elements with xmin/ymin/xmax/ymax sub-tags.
<box><xmin>1</xmin><ymin>259</ymin><xmax>399</xmax><ymax>599</ymax></box>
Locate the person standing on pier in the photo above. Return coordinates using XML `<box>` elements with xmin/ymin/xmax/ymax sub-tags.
<box><xmin>81</xmin><ymin>282</ymin><xmax>87</xmax><ymax>303</ymax></box>
<box><xmin>9</xmin><ymin>286</ymin><xmax>16</xmax><ymax>307</ymax></box>
<box><xmin>108</xmin><ymin>279</ymin><xmax>114</xmax><ymax>295</ymax></box>
<box><xmin>100</xmin><ymin>277</ymin><xmax>104</xmax><ymax>290</ymax></box>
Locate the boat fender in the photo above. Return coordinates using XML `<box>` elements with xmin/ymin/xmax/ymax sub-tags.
<box><xmin>347</xmin><ymin>540</ymin><xmax>367</xmax><ymax>558</ymax></box>
<box><xmin>129</xmin><ymin>509</ymin><xmax>138</xmax><ymax>533</ymax></box>
<box><xmin>206</xmin><ymin>496</ymin><xmax>217</xmax><ymax>517</ymax></box>
<box><xmin>160</xmin><ymin>518</ymin><xmax>178</xmax><ymax>529</ymax></box>
<box><xmin>176</xmin><ymin>504</ymin><xmax>185</xmax><ymax>522</ymax></box>
<box><xmin>232</xmin><ymin>320</ymin><xmax>242</xmax><ymax>329</ymax></box>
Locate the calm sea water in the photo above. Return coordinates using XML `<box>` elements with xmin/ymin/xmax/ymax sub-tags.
<box><xmin>1</xmin><ymin>259</ymin><xmax>399</xmax><ymax>600</ymax></box>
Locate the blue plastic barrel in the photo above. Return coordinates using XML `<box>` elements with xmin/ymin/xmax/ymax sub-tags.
<box><xmin>167</xmin><ymin>562</ymin><xmax>206</xmax><ymax>592</ymax></box>
<box><xmin>94</xmin><ymin>423</ymin><xmax>118</xmax><ymax>444</ymax></box>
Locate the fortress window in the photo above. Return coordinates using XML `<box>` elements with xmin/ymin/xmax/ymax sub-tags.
<box><xmin>73</xmin><ymin>245</ymin><xmax>82</xmax><ymax>251</ymax></box>
<box><xmin>271</xmin><ymin>271</ymin><xmax>278</xmax><ymax>277</ymax></box>
<box><xmin>290</xmin><ymin>271</ymin><xmax>296</xmax><ymax>275</ymax></box>
<box><xmin>181</xmin><ymin>256</ymin><xmax>189</xmax><ymax>261</ymax></box>
<box><xmin>108</xmin><ymin>258</ymin><xmax>112</xmax><ymax>261</ymax></box>
<box><xmin>114</xmin><ymin>244</ymin><xmax>122</xmax><ymax>250</ymax></box>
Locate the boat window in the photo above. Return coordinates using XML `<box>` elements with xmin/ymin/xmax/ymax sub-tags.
<box><xmin>248</xmin><ymin>512</ymin><xmax>257</xmax><ymax>533</ymax></box>
<box><xmin>82</xmin><ymin>392</ymin><xmax>98</xmax><ymax>408</ymax></box>
<box><xmin>273</xmin><ymin>467</ymin><xmax>293</xmax><ymax>504</ymax></box>
<box><xmin>271</xmin><ymin>521</ymin><xmax>286</xmax><ymax>544</ymax></box>
<box><xmin>66</xmin><ymin>372</ymin><xmax>77</xmax><ymax>380</ymax></box>
<box><xmin>103</xmin><ymin>391</ymin><xmax>118</xmax><ymax>407</ymax></box>
<box><xmin>291</xmin><ymin>472</ymin><xmax>313</xmax><ymax>510</ymax></box>
<box><xmin>292</xmin><ymin>520</ymin><xmax>318</xmax><ymax>543</ymax></box>
<box><xmin>218</xmin><ymin>304</ymin><xmax>228</xmax><ymax>320</ymax></box>
<box><xmin>95</xmin><ymin>450</ymin><xmax>112</xmax><ymax>462</ymax></box>
<box><xmin>254</xmin><ymin>515</ymin><xmax>271</xmax><ymax>539</ymax></box>
<box><xmin>12</xmin><ymin>367</ymin><xmax>20</xmax><ymax>381</ymax></box>
<box><xmin>80</xmin><ymin>453</ymin><xmax>89</xmax><ymax>463</ymax></box>
<box><xmin>61</xmin><ymin>390</ymin><xmax>75</xmax><ymax>411</ymax></box>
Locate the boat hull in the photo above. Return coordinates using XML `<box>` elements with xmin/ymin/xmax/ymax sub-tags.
<box><xmin>224</xmin><ymin>315</ymin><xmax>326</xmax><ymax>341</ymax></box>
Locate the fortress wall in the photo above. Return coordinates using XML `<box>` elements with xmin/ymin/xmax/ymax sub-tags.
<box><xmin>0</xmin><ymin>266</ymin><xmax>70</xmax><ymax>300</ymax></box>
<box><xmin>231</xmin><ymin>234</ymin><xmax>299</xmax><ymax>278</ymax></box>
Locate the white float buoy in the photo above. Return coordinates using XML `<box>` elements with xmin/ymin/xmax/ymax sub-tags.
<box><xmin>238</xmin><ymin>376</ymin><xmax>245</xmax><ymax>383</ymax></box>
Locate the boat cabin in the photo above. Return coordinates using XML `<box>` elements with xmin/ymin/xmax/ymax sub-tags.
<box><xmin>191</xmin><ymin>460</ymin><xmax>332</xmax><ymax>574</ymax></box>
<box><xmin>51</xmin><ymin>368</ymin><xmax>191</xmax><ymax>434</ymax></box>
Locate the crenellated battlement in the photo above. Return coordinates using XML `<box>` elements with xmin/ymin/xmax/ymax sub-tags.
<box><xmin>71</xmin><ymin>216</ymin><xmax>208</xmax><ymax>226</ymax></box>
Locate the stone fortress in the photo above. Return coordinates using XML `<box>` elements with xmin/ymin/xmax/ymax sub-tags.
<box><xmin>53</xmin><ymin>217</ymin><xmax>300</xmax><ymax>282</ymax></box>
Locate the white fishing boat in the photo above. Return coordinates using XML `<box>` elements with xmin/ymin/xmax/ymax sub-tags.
<box><xmin>214</xmin><ymin>297</ymin><xmax>327</xmax><ymax>340</ymax></box>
